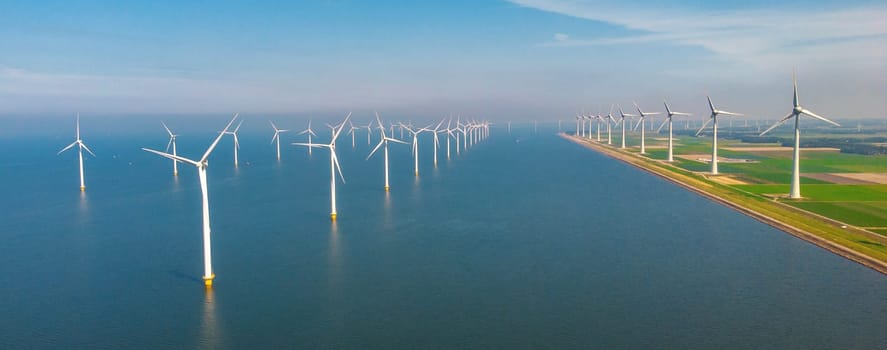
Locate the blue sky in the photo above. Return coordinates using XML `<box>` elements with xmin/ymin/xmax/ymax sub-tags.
<box><xmin>0</xmin><ymin>0</ymin><xmax>885</xmax><ymax>120</ymax></box>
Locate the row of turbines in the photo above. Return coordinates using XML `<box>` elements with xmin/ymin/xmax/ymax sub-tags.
<box><xmin>571</xmin><ymin>72</ymin><xmax>839</xmax><ymax>200</ymax></box>
<box><xmin>57</xmin><ymin>112</ymin><xmax>492</xmax><ymax>288</ymax></box>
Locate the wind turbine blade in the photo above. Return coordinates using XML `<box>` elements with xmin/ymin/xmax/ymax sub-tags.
<box><xmin>695</xmin><ymin>118</ymin><xmax>712</xmax><ymax>136</ymax></box>
<box><xmin>375</xmin><ymin>112</ymin><xmax>387</xmax><ymax>138</ymax></box>
<box><xmin>387</xmin><ymin>137</ymin><xmax>409</xmax><ymax>145</ymax></box>
<box><xmin>656</xmin><ymin>118</ymin><xmax>669</xmax><ymax>133</ymax></box>
<box><xmin>233</xmin><ymin>120</ymin><xmax>243</xmax><ymax>133</ymax></box>
<box><xmin>367</xmin><ymin>141</ymin><xmax>384</xmax><ymax>160</ymax></box>
<box><xmin>233</xmin><ymin>134</ymin><xmax>240</xmax><ymax>149</ymax></box>
<box><xmin>292</xmin><ymin>142</ymin><xmax>326</xmax><ymax>149</ymax></box>
<box><xmin>634</xmin><ymin>117</ymin><xmax>643</xmax><ymax>131</ymax></box>
<box><xmin>143</xmin><ymin>148</ymin><xmax>200</xmax><ymax>166</ymax></box>
<box><xmin>673</xmin><ymin>112</ymin><xmax>692</xmax><ymax>116</ymax></box>
<box><xmin>201</xmin><ymin>113</ymin><xmax>238</xmax><ymax>162</ymax></box>
<box><xmin>800</xmin><ymin>108</ymin><xmax>840</xmax><ymax>127</ymax></box>
<box><xmin>663</xmin><ymin>101</ymin><xmax>672</xmax><ymax>116</ymax></box>
<box><xmin>166</xmin><ymin>138</ymin><xmax>174</xmax><ymax>152</ymax></box>
<box><xmin>161</xmin><ymin>121</ymin><xmax>174</xmax><ymax>137</ymax></box>
<box><xmin>270</xmin><ymin>132</ymin><xmax>278</xmax><ymax>145</ymax></box>
<box><xmin>58</xmin><ymin>141</ymin><xmax>78</xmax><ymax>155</ymax></box>
<box><xmin>707</xmin><ymin>96</ymin><xmax>716</xmax><ymax>113</ymax></box>
<box><xmin>718</xmin><ymin>111</ymin><xmax>743</xmax><ymax>117</ymax></box>
<box><xmin>759</xmin><ymin>112</ymin><xmax>794</xmax><ymax>136</ymax></box>
<box><xmin>332</xmin><ymin>152</ymin><xmax>346</xmax><ymax>183</ymax></box>
<box><xmin>80</xmin><ymin>142</ymin><xmax>96</xmax><ymax>157</ymax></box>
<box><xmin>331</xmin><ymin>112</ymin><xmax>352</xmax><ymax>142</ymax></box>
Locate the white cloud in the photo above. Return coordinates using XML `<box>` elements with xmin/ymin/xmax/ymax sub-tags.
<box><xmin>510</xmin><ymin>0</ymin><xmax>887</xmax><ymax>69</ymax></box>
<box><xmin>553</xmin><ymin>33</ymin><xmax>569</xmax><ymax>41</ymax></box>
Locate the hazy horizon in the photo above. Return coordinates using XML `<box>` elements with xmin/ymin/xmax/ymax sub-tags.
<box><xmin>1</xmin><ymin>0</ymin><xmax>885</xmax><ymax>120</ymax></box>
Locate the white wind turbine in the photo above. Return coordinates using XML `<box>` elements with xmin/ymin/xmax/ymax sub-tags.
<box><xmin>347</xmin><ymin>121</ymin><xmax>359</xmax><ymax>148</ymax></box>
<box><xmin>617</xmin><ymin>105</ymin><xmax>638</xmax><ymax>149</ymax></box>
<box><xmin>696</xmin><ymin>96</ymin><xmax>743</xmax><ymax>175</ymax></box>
<box><xmin>575</xmin><ymin>115</ymin><xmax>581</xmax><ymax>136</ymax></box>
<box><xmin>431</xmin><ymin>119</ymin><xmax>445</xmax><ymax>166</ymax></box>
<box><xmin>403</xmin><ymin>123</ymin><xmax>432</xmax><ymax>176</ymax></box>
<box><xmin>606</xmin><ymin>106</ymin><xmax>616</xmax><ymax>145</ymax></box>
<box><xmin>368</xmin><ymin>113</ymin><xmax>409</xmax><ymax>191</ymax></box>
<box><xmin>364</xmin><ymin>122</ymin><xmax>373</xmax><ymax>145</ymax></box>
<box><xmin>633</xmin><ymin>102</ymin><xmax>662</xmax><ymax>154</ymax></box>
<box><xmin>297</xmin><ymin>118</ymin><xmax>317</xmax><ymax>155</ymax></box>
<box><xmin>223</xmin><ymin>121</ymin><xmax>243</xmax><ymax>167</ymax></box>
<box><xmin>58</xmin><ymin>113</ymin><xmax>95</xmax><ymax>191</ymax></box>
<box><xmin>161</xmin><ymin>121</ymin><xmax>180</xmax><ymax>175</ymax></box>
<box><xmin>443</xmin><ymin>119</ymin><xmax>455</xmax><ymax>160</ymax></box>
<box><xmin>293</xmin><ymin>112</ymin><xmax>351</xmax><ymax>220</ymax></box>
<box><xmin>759</xmin><ymin>72</ymin><xmax>840</xmax><ymax>199</ymax></box>
<box><xmin>142</xmin><ymin>114</ymin><xmax>239</xmax><ymax>288</ymax></box>
<box><xmin>656</xmin><ymin>101</ymin><xmax>692</xmax><ymax>162</ymax></box>
<box><xmin>269</xmin><ymin>121</ymin><xmax>290</xmax><ymax>161</ymax></box>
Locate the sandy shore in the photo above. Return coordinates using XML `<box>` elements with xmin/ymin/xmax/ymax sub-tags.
<box><xmin>562</xmin><ymin>133</ymin><xmax>887</xmax><ymax>275</ymax></box>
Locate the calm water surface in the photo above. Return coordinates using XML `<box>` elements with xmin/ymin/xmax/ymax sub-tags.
<box><xmin>0</xmin><ymin>118</ymin><xmax>885</xmax><ymax>349</ymax></box>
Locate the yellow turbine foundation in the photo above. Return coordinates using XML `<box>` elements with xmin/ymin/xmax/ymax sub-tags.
<box><xmin>203</xmin><ymin>274</ymin><xmax>215</xmax><ymax>288</ymax></box>
<box><xmin>384</xmin><ymin>186</ymin><xmax>390</xmax><ymax>192</ymax></box>
<box><xmin>80</xmin><ymin>186</ymin><xmax>85</xmax><ymax>192</ymax></box>
<box><xmin>330</xmin><ymin>213</ymin><xmax>337</xmax><ymax>221</ymax></box>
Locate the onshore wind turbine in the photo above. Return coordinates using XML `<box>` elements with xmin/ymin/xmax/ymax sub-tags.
<box><xmin>633</xmin><ymin>102</ymin><xmax>661</xmax><ymax>154</ymax></box>
<box><xmin>759</xmin><ymin>72</ymin><xmax>840</xmax><ymax>199</ymax></box>
<box><xmin>606</xmin><ymin>106</ymin><xmax>616</xmax><ymax>145</ymax></box>
<box><xmin>223</xmin><ymin>121</ymin><xmax>244</xmax><ymax>167</ymax></box>
<box><xmin>269</xmin><ymin>121</ymin><xmax>290</xmax><ymax>161</ymax></box>
<box><xmin>294</xmin><ymin>113</ymin><xmax>351</xmax><ymax>220</ymax></box>
<box><xmin>142</xmin><ymin>113</ymin><xmax>238</xmax><ymax>288</ymax></box>
<box><xmin>368</xmin><ymin>112</ymin><xmax>409</xmax><ymax>191</ymax></box>
<box><xmin>696</xmin><ymin>96</ymin><xmax>742</xmax><ymax>174</ymax></box>
<box><xmin>58</xmin><ymin>113</ymin><xmax>95</xmax><ymax>191</ymax></box>
<box><xmin>657</xmin><ymin>101</ymin><xmax>692</xmax><ymax>162</ymax></box>
<box><xmin>617</xmin><ymin>106</ymin><xmax>638</xmax><ymax>149</ymax></box>
<box><xmin>161</xmin><ymin>122</ymin><xmax>180</xmax><ymax>175</ymax></box>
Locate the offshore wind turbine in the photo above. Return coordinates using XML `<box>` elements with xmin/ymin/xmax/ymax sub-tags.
<box><xmin>431</xmin><ymin>119</ymin><xmax>445</xmax><ymax>166</ymax></box>
<box><xmin>633</xmin><ymin>102</ymin><xmax>661</xmax><ymax>154</ymax></box>
<box><xmin>161</xmin><ymin>121</ymin><xmax>179</xmax><ymax>175</ymax></box>
<box><xmin>293</xmin><ymin>112</ymin><xmax>351</xmax><ymax>220</ymax></box>
<box><xmin>696</xmin><ymin>96</ymin><xmax>743</xmax><ymax>174</ymax></box>
<box><xmin>759</xmin><ymin>72</ymin><xmax>840</xmax><ymax>199</ymax></box>
<box><xmin>657</xmin><ymin>101</ymin><xmax>692</xmax><ymax>162</ymax></box>
<box><xmin>617</xmin><ymin>106</ymin><xmax>638</xmax><ymax>149</ymax></box>
<box><xmin>58</xmin><ymin>113</ymin><xmax>95</xmax><ymax>191</ymax></box>
<box><xmin>142</xmin><ymin>114</ymin><xmax>238</xmax><ymax>288</ymax></box>
<box><xmin>368</xmin><ymin>113</ymin><xmax>409</xmax><ymax>191</ymax></box>
<box><xmin>364</xmin><ymin>122</ymin><xmax>373</xmax><ymax>145</ymax></box>
<box><xmin>443</xmin><ymin>119</ymin><xmax>455</xmax><ymax>160</ymax></box>
<box><xmin>298</xmin><ymin>119</ymin><xmax>317</xmax><ymax>155</ymax></box>
<box><xmin>347</xmin><ymin>121</ymin><xmax>359</xmax><ymax>148</ymax></box>
<box><xmin>269</xmin><ymin>121</ymin><xmax>290</xmax><ymax>161</ymax></box>
<box><xmin>223</xmin><ymin>121</ymin><xmax>243</xmax><ymax>167</ymax></box>
<box><xmin>403</xmin><ymin>123</ymin><xmax>431</xmax><ymax>176</ymax></box>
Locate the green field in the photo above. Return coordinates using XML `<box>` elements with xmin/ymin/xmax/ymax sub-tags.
<box><xmin>605</xmin><ymin>128</ymin><xmax>887</xmax><ymax>236</ymax></box>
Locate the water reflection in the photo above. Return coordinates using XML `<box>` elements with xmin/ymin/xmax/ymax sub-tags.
<box><xmin>198</xmin><ymin>289</ymin><xmax>219</xmax><ymax>350</ymax></box>
<box><xmin>324</xmin><ymin>220</ymin><xmax>346</xmax><ymax>327</ymax></box>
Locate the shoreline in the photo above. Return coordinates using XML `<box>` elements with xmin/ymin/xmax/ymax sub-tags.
<box><xmin>561</xmin><ymin>133</ymin><xmax>887</xmax><ymax>276</ymax></box>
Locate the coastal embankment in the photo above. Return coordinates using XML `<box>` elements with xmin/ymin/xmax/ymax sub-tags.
<box><xmin>562</xmin><ymin>133</ymin><xmax>887</xmax><ymax>275</ymax></box>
